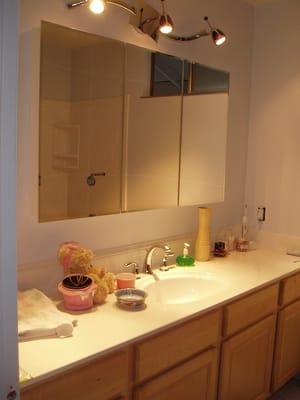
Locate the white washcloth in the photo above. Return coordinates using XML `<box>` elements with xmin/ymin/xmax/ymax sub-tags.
<box><xmin>18</xmin><ymin>289</ymin><xmax>76</xmax><ymax>341</ymax></box>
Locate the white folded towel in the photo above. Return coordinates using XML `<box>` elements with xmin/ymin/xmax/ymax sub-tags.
<box><xmin>18</xmin><ymin>289</ymin><xmax>76</xmax><ymax>341</ymax></box>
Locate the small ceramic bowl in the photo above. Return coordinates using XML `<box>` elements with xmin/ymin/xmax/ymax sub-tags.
<box><xmin>58</xmin><ymin>275</ymin><xmax>97</xmax><ymax>311</ymax></box>
<box><xmin>116</xmin><ymin>272</ymin><xmax>136</xmax><ymax>289</ymax></box>
<box><xmin>115</xmin><ymin>288</ymin><xmax>147</xmax><ymax>310</ymax></box>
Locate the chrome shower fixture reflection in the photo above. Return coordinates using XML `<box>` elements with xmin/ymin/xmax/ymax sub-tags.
<box><xmin>67</xmin><ymin>0</ymin><xmax>137</xmax><ymax>16</ymax></box>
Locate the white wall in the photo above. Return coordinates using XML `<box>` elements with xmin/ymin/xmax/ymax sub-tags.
<box><xmin>18</xmin><ymin>0</ymin><xmax>254</xmax><ymax>265</ymax></box>
<box><xmin>246</xmin><ymin>0</ymin><xmax>300</xmax><ymax>236</ymax></box>
<box><xmin>0</xmin><ymin>0</ymin><xmax>19</xmax><ymax>395</ymax></box>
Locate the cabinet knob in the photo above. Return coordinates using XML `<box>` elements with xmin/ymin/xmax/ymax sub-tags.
<box><xmin>7</xmin><ymin>389</ymin><xmax>17</xmax><ymax>400</ymax></box>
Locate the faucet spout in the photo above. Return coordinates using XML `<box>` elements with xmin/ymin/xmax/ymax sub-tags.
<box><xmin>144</xmin><ymin>244</ymin><xmax>174</xmax><ymax>279</ymax></box>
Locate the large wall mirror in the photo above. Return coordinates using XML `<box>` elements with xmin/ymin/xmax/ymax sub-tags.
<box><xmin>39</xmin><ymin>21</ymin><xmax>229</xmax><ymax>222</ymax></box>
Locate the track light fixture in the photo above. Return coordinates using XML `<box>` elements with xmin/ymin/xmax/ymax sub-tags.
<box><xmin>67</xmin><ymin>0</ymin><xmax>136</xmax><ymax>16</ymax></box>
<box><xmin>166</xmin><ymin>16</ymin><xmax>226</xmax><ymax>46</ymax></box>
<box><xmin>67</xmin><ymin>0</ymin><xmax>226</xmax><ymax>46</ymax></box>
<box><xmin>138</xmin><ymin>2</ymin><xmax>226</xmax><ymax>45</ymax></box>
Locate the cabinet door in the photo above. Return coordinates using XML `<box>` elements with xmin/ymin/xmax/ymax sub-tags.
<box><xmin>273</xmin><ymin>300</ymin><xmax>300</xmax><ymax>391</ymax></box>
<box><xmin>135</xmin><ymin>349</ymin><xmax>218</xmax><ymax>400</ymax></box>
<box><xmin>21</xmin><ymin>349</ymin><xmax>130</xmax><ymax>400</ymax></box>
<box><xmin>179</xmin><ymin>93</ymin><xmax>228</xmax><ymax>206</ymax></box>
<box><xmin>135</xmin><ymin>310</ymin><xmax>221</xmax><ymax>382</ymax></box>
<box><xmin>219</xmin><ymin>316</ymin><xmax>276</xmax><ymax>400</ymax></box>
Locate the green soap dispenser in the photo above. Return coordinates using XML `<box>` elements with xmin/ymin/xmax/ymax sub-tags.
<box><xmin>176</xmin><ymin>243</ymin><xmax>195</xmax><ymax>267</ymax></box>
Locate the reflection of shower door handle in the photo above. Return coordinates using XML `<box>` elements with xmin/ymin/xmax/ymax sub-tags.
<box><xmin>86</xmin><ymin>172</ymin><xmax>106</xmax><ymax>186</ymax></box>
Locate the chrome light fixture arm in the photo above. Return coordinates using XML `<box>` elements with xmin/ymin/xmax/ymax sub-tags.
<box><xmin>107</xmin><ymin>0</ymin><xmax>136</xmax><ymax>15</ymax></box>
<box><xmin>167</xmin><ymin>29</ymin><xmax>209</xmax><ymax>42</ymax></box>
<box><xmin>67</xmin><ymin>0</ymin><xmax>89</xmax><ymax>8</ymax></box>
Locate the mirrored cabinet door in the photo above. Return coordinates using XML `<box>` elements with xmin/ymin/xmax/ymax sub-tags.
<box><xmin>39</xmin><ymin>22</ymin><xmax>230</xmax><ymax>222</ymax></box>
<box><xmin>123</xmin><ymin>46</ymin><xmax>182</xmax><ymax>212</ymax></box>
<box><xmin>179</xmin><ymin>92</ymin><xmax>229</xmax><ymax>206</ymax></box>
<box><xmin>39</xmin><ymin>22</ymin><xmax>124</xmax><ymax>221</ymax></box>
<box><xmin>179</xmin><ymin>62</ymin><xmax>229</xmax><ymax>206</ymax></box>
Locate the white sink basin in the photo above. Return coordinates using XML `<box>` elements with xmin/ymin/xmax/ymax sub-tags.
<box><xmin>137</xmin><ymin>269</ymin><xmax>226</xmax><ymax>305</ymax></box>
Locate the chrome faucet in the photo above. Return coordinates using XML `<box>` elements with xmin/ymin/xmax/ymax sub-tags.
<box><xmin>124</xmin><ymin>261</ymin><xmax>141</xmax><ymax>279</ymax></box>
<box><xmin>144</xmin><ymin>244</ymin><xmax>174</xmax><ymax>276</ymax></box>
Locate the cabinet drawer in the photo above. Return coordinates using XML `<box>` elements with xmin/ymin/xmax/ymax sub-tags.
<box><xmin>21</xmin><ymin>349</ymin><xmax>129</xmax><ymax>400</ymax></box>
<box><xmin>224</xmin><ymin>284</ymin><xmax>278</xmax><ymax>336</ymax></box>
<box><xmin>135</xmin><ymin>310</ymin><xmax>221</xmax><ymax>383</ymax></box>
<box><xmin>281</xmin><ymin>273</ymin><xmax>300</xmax><ymax>306</ymax></box>
<box><xmin>134</xmin><ymin>349</ymin><xmax>218</xmax><ymax>400</ymax></box>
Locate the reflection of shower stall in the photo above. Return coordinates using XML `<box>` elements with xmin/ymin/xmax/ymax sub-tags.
<box><xmin>39</xmin><ymin>22</ymin><xmax>124</xmax><ymax>221</ymax></box>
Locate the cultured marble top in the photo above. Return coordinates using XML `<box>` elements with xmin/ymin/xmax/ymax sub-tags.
<box><xmin>19</xmin><ymin>248</ymin><xmax>300</xmax><ymax>387</ymax></box>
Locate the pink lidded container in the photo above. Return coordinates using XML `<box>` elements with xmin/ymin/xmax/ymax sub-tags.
<box><xmin>58</xmin><ymin>275</ymin><xmax>97</xmax><ymax>311</ymax></box>
<box><xmin>116</xmin><ymin>272</ymin><xmax>136</xmax><ymax>289</ymax></box>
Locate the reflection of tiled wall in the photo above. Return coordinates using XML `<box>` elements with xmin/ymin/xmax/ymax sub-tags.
<box><xmin>39</xmin><ymin>39</ymin><xmax>72</xmax><ymax>221</ymax></box>
<box><xmin>70</xmin><ymin>41</ymin><xmax>124</xmax><ymax>101</ymax></box>
<box><xmin>41</xmin><ymin>42</ymin><xmax>72</xmax><ymax>101</ymax></box>
<box><xmin>39</xmin><ymin>102</ymin><xmax>71</xmax><ymax>221</ymax></box>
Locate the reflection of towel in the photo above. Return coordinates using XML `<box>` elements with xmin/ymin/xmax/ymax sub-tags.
<box><xmin>18</xmin><ymin>289</ymin><xmax>76</xmax><ymax>341</ymax></box>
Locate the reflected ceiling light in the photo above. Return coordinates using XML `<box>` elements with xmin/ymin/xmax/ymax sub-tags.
<box><xmin>89</xmin><ymin>0</ymin><xmax>105</xmax><ymax>14</ymax></box>
<box><xmin>67</xmin><ymin>0</ymin><xmax>136</xmax><ymax>16</ymax></box>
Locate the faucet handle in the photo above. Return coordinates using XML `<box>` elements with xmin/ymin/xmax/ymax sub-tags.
<box><xmin>160</xmin><ymin>256</ymin><xmax>176</xmax><ymax>272</ymax></box>
<box><xmin>164</xmin><ymin>247</ymin><xmax>174</xmax><ymax>257</ymax></box>
<box><xmin>124</xmin><ymin>262</ymin><xmax>141</xmax><ymax>278</ymax></box>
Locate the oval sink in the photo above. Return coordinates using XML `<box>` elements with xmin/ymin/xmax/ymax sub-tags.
<box><xmin>138</xmin><ymin>270</ymin><xmax>226</xmax><ymax>305</ymax></box>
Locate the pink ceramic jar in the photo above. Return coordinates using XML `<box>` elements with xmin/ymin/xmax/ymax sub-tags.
<box><xmin>58</xmin><ymin>281</ymin><xmax>97</xmax><ymax>311</ymax></box>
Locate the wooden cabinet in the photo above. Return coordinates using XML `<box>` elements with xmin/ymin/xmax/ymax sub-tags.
<box><xmin>224</xmin><ymin>284</ymin><xmax>278</xmax><ymax>337</ymax></box>
<box><xmin>135</xmin><ymin>310</ymin><xmax>221</xmax><ymax>382</ymax></box>
<box><xmin>273</xmin><ymin>299</ymin><xmax>300</xmax><ymax>391</ymax></box>
<box><xmin>219</xmin><ymin>316</ymin><xmax>276</xmax><ymax>400</ymax></box>
<box><xmin>21</xmin><ymin>349</ymin><xmax>130</xmax><ymax>400</ymax></box>
<box><xmin>280</xmin><ymin>272</ymin><xmax>300</xmax><ymax>306</ymax></box>
<box><xmin>21</xmin><ymin>277</ymin><xmax>300</xmax><ymax>400</ymax></box>
<box><xmin>134</xmin><ymin>349</ymin><xmax>218</xmax><ymax>400</ymax></box>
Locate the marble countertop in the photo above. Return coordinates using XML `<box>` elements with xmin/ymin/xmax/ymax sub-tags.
<box><xmin>19</xmin><ymin>248</ymin><xmax>300</xmax><ymax>388</ymax></box>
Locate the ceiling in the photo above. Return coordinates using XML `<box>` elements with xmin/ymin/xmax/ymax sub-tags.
<box><xmin>244</xmin><ymin>0</ymin><xmax>277</xmax><ymax>5</ymax></box>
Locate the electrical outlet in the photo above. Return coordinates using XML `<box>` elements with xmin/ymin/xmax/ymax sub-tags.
<box><xmin>257</xmin><ymin>207</ymin><xmax>266</xmax><ymax>222</ymax></box>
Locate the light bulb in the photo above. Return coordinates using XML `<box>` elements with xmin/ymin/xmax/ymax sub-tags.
<box><xmin>212</xmin><ymin>29</ymin><xmax>226</xmax><ymax>46</ymax></box>
<box><xmin>89</xmin><ymin>0</ymin><xmax>105</xmax><ymax>14</ymax></box>
<box><xmin>159</xmin><ymin>14</ymin><xmax>174</xmax><ymax>35</ymax></box>
<box><xmin>160</xmin><ymin>24</ymin><xmax>173</xmax><ymax>34</ymax></box>
<box><xmin>216</xmin><ymin>36</ymin><xmax>226</xmax><ymax>46</ymax></box>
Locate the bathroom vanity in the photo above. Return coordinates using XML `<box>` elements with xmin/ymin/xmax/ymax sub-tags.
<box><xmin>20</xmin><ymin>250</ymin><xmax>300</xmax><ymax>400</ymax></box>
